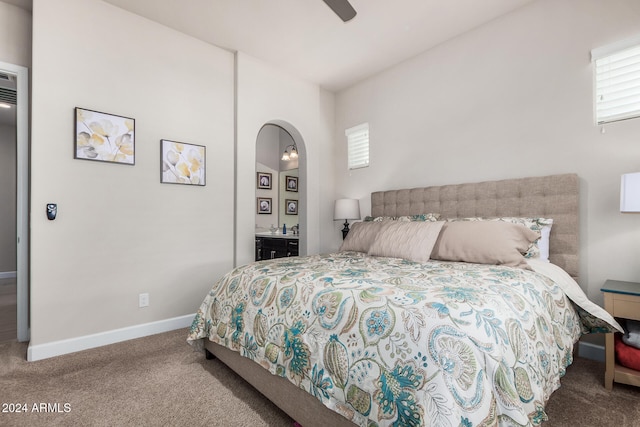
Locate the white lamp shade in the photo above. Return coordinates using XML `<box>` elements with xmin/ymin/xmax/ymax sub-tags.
<box><xmin>621</xmin><ymin>172</ymin><xmax>640</xmax><ymax>212</ymax></box>
<box><xmin>334</xmin><ymin>199</ymin><xmax>361</xmax><ymax>220</ymax></box>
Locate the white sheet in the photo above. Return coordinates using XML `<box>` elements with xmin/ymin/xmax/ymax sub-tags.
<box><xmin>528</xmin><ymin>259</ymin><xmax>623</xmax><ymax>333</ymax></box>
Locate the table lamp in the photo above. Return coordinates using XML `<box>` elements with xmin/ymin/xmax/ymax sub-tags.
<box><xmin>334</xmin><ymin>199</ymin><xmax>361</xmax><ymax>239</ymax></box>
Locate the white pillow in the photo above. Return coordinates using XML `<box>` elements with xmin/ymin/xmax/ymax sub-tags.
<box><xmin>538</xmin><ymin>224</ymin><xmax>552</xmax><ymax>262</ymax></box>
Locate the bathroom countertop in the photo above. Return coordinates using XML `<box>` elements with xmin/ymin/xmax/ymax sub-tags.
<box><xmin>255</xmin><ymin>232</ymin><xmax>299</xmax><ymax>239</ymax></box>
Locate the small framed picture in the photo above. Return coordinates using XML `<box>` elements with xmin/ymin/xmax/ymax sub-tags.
<box><xmin>257</xmin><ymin>172</ymin><xmax>272</xmax><ymax>189</ymax></box>
<box><xmin>74</xmin><ymin>107</ymin><xmax>135</xmax><ymax>165</ymax></box>
<box><xmin>257</xmin><ymin>197</ymin><xmax>272</xmax><ymax>214</ymax></box>
<box><xmin>285</xmin><ymin>199</ymin><xmax>298</xmax><ymax>215</ymax></box>
<box><xmin>286</xmin><ymin>176</ymin><xmax>298</xmax><ymax>192</ymax></box>
<box><xmin>161</xmin><ymin>139</ymin><xmax>206</xmax><ymax>186</ymax></box>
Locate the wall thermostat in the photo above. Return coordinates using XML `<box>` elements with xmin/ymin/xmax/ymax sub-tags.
<box><xmin>46</xmin><ymin>203</ymin><xmax>57</xmax><ymax>220</ymax></box>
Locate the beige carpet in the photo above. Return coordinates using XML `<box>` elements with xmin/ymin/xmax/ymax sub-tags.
<box><xmin>0</xmin><ymin>278</ymin><xmax>17</xmax><ymax>342</ymax></box>
<box><xmin>0</xmin><ymin>329</ymin><xmax>293</xmax><ymax>427</ymax></box>
<box><xmin>1</xmin><ymin>329</ymin><xmax>639</xmax><ymax>426</ymax></box>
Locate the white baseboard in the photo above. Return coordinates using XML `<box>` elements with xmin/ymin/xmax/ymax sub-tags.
<box><xmin>27</xmin><ymin>313</ymin><xmax>195</xmax><ymax>362</ymax></box>
<box><xmin>0</xmin><ymin>271</ymin><xmax>17</xmax><ymax>279</ymax></box>
<box><xmin>578</xmin><ymin>341</ymin><xmax>605</xmax><ymax>362</ymax></box>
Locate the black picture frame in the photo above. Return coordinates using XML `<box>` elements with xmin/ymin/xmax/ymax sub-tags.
<box><xmin>160</xmin><ymin>139</ymin><xmax>206</xmax><ymax>186</ymax></box>
<box><xmin>74</xmin><ymin>107</ymin><xmax>135</xmax><ymax>165</ymax></box>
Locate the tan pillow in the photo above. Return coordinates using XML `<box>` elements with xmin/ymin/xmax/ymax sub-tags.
<box><xmin>430</xmin><ymin>221</ymin><xmax>539</xmax><ymax>269</ymax></box>
<box><xmin>445</xmin><ymin>216</ymin><xmax>550</xmax><ymax>259</ymax></box>
<box><xmin>339</xmin><ymin>221</ymin><xmax>393</xmax><ymax>253</ymax></box>
<box><xmin>367</xmin><ymin>221</ymin><xmax>445</xmax><ymax>263</ymax></box>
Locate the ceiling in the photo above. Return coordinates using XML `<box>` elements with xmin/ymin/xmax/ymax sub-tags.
<box><xmin>99</xmin><ymin>0</ymin><xmax>536</xmax><ymax>93</ymax></box>
<box><xmin>1</xmin><ymin>0</ymin><xmax>537</xmax><ymax>126</ymax></box>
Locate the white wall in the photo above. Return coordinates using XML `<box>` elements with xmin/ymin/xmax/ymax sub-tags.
<box><xmin>29</xmin><ymin>0</ymin><xmax>234</xmax><ymax>349</ymax></box>
<box><xmin>236</xmin><ymin>52</ymin><xmax>335</xmax><ymax>266</ymax></box>
<box><xmin>0</xmin><ymin>1</ymin><xmax>31</xmax><ymax>68</ymax></box>
<box><xmin>332</xmin><ymin>0</ymin><xmax>640</xmax><ymax>308</ymax></box>
<box><xmin>0</xmin><ymin>123</ymin><xmax>16</xmax><ymax>272</ymax></box>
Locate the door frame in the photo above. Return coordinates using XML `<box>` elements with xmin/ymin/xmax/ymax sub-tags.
<box><xmin>0</xmin><ymin>61</ymin><xmax>29</xmax><ymax>342</ymax></box>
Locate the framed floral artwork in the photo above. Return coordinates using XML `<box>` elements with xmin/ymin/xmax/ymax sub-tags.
<box><xmin>285</xmin><ymin>199</ymin><xmax>298</xmax><ymax>215</ymax></box>
<box><xmin>286</xmin><ymin>176</ymin><xmax>298</xmax><ymax>192</ymax></box>
<box><xmin>257</xmin><ymin>172</ymin><xmax>272</xmax><ymax>189</ymax></box>
<box><xmin>161</xmin><ymin>139</ymin><xmax>206</xmax><ymax>186</ymax></box>
<box><xmin>257</xmin><ymin>197</ymin><xmax>272</xmax><ymax>214</ymax></box>
<box><xmin>75</xmin><ymin>107</ymin><xmax>135</xmax><ymax>165</ymax></box>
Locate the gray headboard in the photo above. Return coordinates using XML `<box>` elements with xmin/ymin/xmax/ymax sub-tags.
<box><xmin>371</xmin><ymin>173</ymin><xmax>579</xmax><ymax>279</ymax></box>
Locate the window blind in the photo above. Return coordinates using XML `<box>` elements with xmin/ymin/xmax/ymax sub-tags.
<box><xmin>592</xmin><ymin>37</ymin><xmax>640</xmax><ymax>125</ymax></box>
<box><xmin>345</xmin><ymin>123</ymin><xmax>369</xmax><ymax>170</ymax></box>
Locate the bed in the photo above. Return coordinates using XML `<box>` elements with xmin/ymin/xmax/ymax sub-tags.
<box><xmin>188</xmin><ymin>173</ymin><xmax>621</xmax><ymax>427</ymax></box>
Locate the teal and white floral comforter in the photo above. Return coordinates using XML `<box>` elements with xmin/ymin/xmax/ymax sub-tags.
<box><xmin>188</xmin><ymin>252</ymin><xmax>619</xmax><ymax>427</ymax></box>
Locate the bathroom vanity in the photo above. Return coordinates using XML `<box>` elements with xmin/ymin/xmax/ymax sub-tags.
<box><xmin>255</xmin><ymin>233</ymin><xmax>299</xmax><ymax>261</ymax></box>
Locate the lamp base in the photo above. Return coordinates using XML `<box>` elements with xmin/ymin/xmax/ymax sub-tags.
<box><xmin>341</xmin><ymin>220</ymin><xmax>350</xmax><ymax>240</ymax></box>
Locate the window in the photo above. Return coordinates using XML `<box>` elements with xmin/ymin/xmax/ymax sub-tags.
<box><xmin>592</xmin><ymin>35</ymin><xmax>640</xmax><ymax>125</ymax></box>
<box><xmin>345</xmin><ymin>123</ymin><xmax>369</xmax><ymax>170</ymax></box>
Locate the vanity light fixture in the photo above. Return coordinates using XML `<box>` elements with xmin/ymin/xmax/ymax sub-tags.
<box><xmin>281</xmin><ymin>143</ymin><xmax>298</xmax><ymax>161</ymax></box>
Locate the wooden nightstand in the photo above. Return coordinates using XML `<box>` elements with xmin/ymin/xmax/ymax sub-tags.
<box><xmin>601</xmin><ymin>279</ymin><xmax>640</xmax><ymax>390</ymax></box>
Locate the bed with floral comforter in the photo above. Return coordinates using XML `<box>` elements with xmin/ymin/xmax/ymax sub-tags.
<box><xmin>187</xmin><ymin>252</ymin><xmax>618</xmax><ymax>427</ymax></box>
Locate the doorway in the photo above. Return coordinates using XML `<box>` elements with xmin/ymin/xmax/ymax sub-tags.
<box><xmin>0</xmin><ymin>61</ymin><xmax>29</xmax><ymax>343</ymax></box>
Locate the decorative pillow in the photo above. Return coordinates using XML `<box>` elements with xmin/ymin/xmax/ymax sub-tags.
<box><xmin>364</xmin><ymin>213</ymin><xmax>441</xmax><ymax>222</ymax></box>
<box><xmin>430</xmin><ymin>221</ymin><xmax>540</xmax><ymax>269</ymax></box>
<box><xmin>363</xmin><ymin>216</ymin><xmax>395</xmax><ymax>222</ymax></box>
<box><xmin>368</xmin><ymin>221</ymin><xmax>445</xmax><ymax>263</ymax></box>
<box><xmin>395</xmin><ymin>213</ymin><xmax>441</xmax><ymax>222</ymax></box>
<box><xmin>339</xmin><ymin>221</ymin><xmax>393</xmax><ymax>253</ymax></box>
<box><xmin>615</xmin><ymin>334</ymin><xmax>640</xmax><ymax>371</ymax></box>
<box><xmin>446</xmin><ymin>217</ymin><xmax>553</xmax><ymax>261</ymax></box>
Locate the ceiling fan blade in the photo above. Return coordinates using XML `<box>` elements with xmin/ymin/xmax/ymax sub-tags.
<box><xmin>322</xmin><ymin>0</ymin><xmax>357</xmax><ymax>22</ymax></box>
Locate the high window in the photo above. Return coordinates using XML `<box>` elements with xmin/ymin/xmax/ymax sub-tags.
<box><xmin>345</xmin><ymin>123</ymin><xmax>369</xmax><ymax>170</ymax></box>
<box><xmin>592</xmin><ymin>35</ymin><xmax>640</xmax><ymax>125</ymax></box>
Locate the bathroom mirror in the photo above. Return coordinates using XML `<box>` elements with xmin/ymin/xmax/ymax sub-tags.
<box><xmin>279</xmin><ymin>168</ymin><xmax>298</xmax><ymax>230</ymax></box>
<box><xmin>255</xmin><ymin>125</ymin><xmax>299</xmax><ymax>233</ymax></box>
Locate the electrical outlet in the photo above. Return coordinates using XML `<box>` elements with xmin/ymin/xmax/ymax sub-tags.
<box><xmin>139</xmin><ymin>293</ymin><xmax>149</xmax><ymax>308</ymax></box>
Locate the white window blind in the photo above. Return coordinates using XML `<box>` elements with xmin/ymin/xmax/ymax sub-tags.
<box><xmin>592</xmin><ymin>35</ymin><xmax>640</xmax><ymax>125</ymax></box>
<box><xmin>345</xmin><ymin>123</ymin><xmax>369</xmax><ymax>170</ymax></box>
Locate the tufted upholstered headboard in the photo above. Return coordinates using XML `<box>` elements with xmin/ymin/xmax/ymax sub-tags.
<box><xmin>371</xmin><ymin>174</ymin><xmax>579</xmax><ymax>279</ymax></box>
